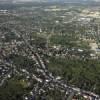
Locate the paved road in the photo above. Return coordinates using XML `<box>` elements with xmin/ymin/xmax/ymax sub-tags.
<box><xmin>0</xmin><ymin>22</ymin><xmax>100</xmax><ymax>99</ymax></box>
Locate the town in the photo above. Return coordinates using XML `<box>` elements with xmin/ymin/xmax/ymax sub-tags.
<box><xmin>0</xmin><ymin>1</ymin><xmax>100</xmax><ymax>100</ymax></box>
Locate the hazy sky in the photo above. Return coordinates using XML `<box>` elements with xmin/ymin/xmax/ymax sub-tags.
<box><xmin>15</xmin><ymin>0</ymin><xmax>100</xmax><ymax>1</ymax></box>
<box><xmin>17</xmin><ymin>0</ymin><xmax>99</xmax><ymax>1</ymax></box>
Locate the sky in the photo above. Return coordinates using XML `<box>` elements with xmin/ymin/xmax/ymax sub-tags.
<box><xmin>0</xmin><ymin>0</ymin><xmax>100</xmax><ymax>2</ymax></box>
<box><xmin>15</xmin><ymin>0</ymin><xmax>100</xmax><ymax>1</ymax></box>
<box><xmin>17</xmin><ymin>0</ymin><xmax>100</xmax><ymax>2</ymax></box>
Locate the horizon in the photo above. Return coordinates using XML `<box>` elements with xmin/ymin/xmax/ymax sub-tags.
<box><xmin>0</xmin><ymin>0</ymin><xmax>100</xmax><ymax>3</ymax></box>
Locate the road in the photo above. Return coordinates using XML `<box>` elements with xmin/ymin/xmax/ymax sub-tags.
<box><xmin>0</xmin><ymin>22</ymin><xmax>100</xmax><ymax>100</ymax></box>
